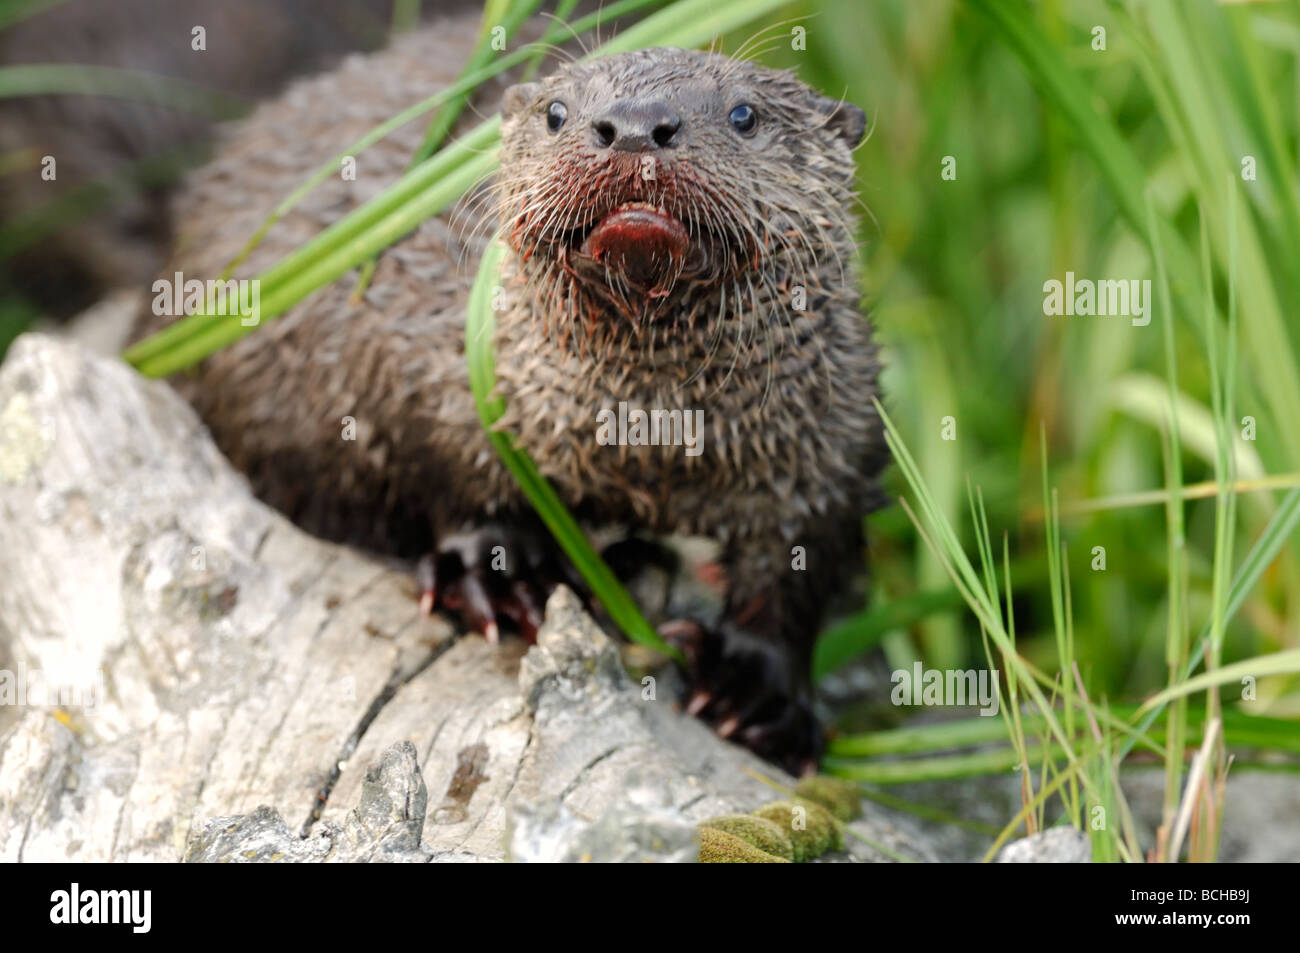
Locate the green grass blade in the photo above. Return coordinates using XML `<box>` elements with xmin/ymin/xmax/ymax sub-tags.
<box><xmin>0</xmin><ymin>64</ymin><xmax>244</xmax><ymax>117</ymax></box>
<box><xmin>1118</xmin><ymin>488</ymin><xmax>1300</xmax><ymax>760</ymax></box>
<box><xmin>1137</xmin><ymin>650</ymin><xmax>1300</xmax><ymax>715</ymax></box>
<box><xmin>465</xmin><ymin>241</ymin><xmax>680</xmax><ymax>660</ymax></box>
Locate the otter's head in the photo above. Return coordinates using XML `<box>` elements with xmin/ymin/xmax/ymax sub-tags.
<box><xmin>498</xmin><ymin>48</ymin><xmax>865</xmax><ymax>327</ymax></box>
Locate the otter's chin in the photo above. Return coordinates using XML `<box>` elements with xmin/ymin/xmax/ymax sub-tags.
<box><xmin>576</xmin><ymin>201</ymin><xmax>691</xmax><ymax>292</ymax></box>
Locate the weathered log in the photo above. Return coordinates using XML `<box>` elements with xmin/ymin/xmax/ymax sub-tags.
<box><xmin>0</xmin><ymin>333</ymin><xmax>936</xmax><ymax>862</ymax></box>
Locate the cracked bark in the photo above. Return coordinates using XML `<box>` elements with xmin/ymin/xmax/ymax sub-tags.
<box><xmin>0</xmin><ymin>334</ymin><xmax>937</xmax><ymax>862</ymax></box>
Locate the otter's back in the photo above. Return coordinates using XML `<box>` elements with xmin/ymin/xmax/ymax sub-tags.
<box><xmin>132</xmin><ymin>18</ymin><xmax>516</xmax><ymax>553</ymax></box>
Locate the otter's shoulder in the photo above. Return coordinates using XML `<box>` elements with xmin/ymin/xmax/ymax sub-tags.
<box><xmin>165</xmin><ymin>13</ymin><xmax>493</xmax><ymax>282</ymax></box>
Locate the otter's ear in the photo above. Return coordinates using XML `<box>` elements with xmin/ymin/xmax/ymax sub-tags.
<box><xmin>807</xmin><ymin>93</ymin><xmax>866</xmax><ymax>148</ymax></box>
<box><xmin>503</xmin><ymin>82</ymin><xmax>541</xmax><ymax>120</ymax></box>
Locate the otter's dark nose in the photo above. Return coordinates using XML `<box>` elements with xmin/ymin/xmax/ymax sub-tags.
<box><xmin>592</xmin><ymin>100</ymin><xmax>681</xmax><ymax>151</ymax></box>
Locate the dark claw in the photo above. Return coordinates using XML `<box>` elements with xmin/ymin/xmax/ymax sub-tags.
<box><xmin>459</xmin><ymin>572</ymin><xmax>499</xmax><ymax>643</ymax></box>
<box><xmin>685</xmin><ymin>689</ymin><xmax>712</xmax><ymax>717</ymax></box>
<box><xmin>493</xmin><ymin>580</ymin><xmax>546</xmax><ymax>643</ymax></box>
<box><xmin>659</xmin><ymin>618</ymin><xmax>709</xmax><ymax>672</ymax></box>
<box><xmin>508</xmin><ymin>580</ymin><xmax>545</xmax><ymax>641</ymax></box>
<box><xmin>716</xmin><ymin>715</ymin><xmax>741</xmax><ymax>739</ymax></box>
<box><xmin>416</xmin><ymin>554</ymin><xmax>438</xmax><ymax>616</ymax></box>
<box><xmin>411</xmin><ymin>521</ymin><xmax>577</xmax><ymax>645</ymax></box>
<box><xmin>673</xmin><ymin>617</ymin><xmax>824</xmax><ymax>776</ymax></box>
<box><xmin>660</xmin><ymin>618</ymin><xmax>705</xmax><ymax>647</ymax></box>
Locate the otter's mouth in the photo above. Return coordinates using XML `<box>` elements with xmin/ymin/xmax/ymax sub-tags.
<box><xmin>570</xmin><ymin>201</ymin><xmax>704</xmax><ymax>293</ymax></box>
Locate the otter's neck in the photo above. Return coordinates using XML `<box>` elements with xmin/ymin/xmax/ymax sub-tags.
<box><xmin>493</xmin><ymin>245</ymin><xmax>845</xmax><ymax>402</ymax></box>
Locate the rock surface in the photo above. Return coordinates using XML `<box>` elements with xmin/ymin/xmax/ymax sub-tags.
<box><xmin>0</xmin><ymin>333</ymin><xmax>935</xmax><ymax>863</ymax></box>
<box><xmin>995</xmin><ymin>826</ymin><xmax>1092</xmax><ymax>864</ymax></box>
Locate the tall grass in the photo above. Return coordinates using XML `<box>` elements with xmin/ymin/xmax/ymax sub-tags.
<box><xmin>817</xmin><ymin>0</ymin><xmax>1300</xmax><ymax>861</ymax></box>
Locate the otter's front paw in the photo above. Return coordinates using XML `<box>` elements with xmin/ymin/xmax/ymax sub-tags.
<box><xmin>664</xmin><ymin>619</ymin><xmax>824</xmax><ymax>777</ymax></box>
<box><xmin>416</xmin><ymin>522</ymin><xmax>578</xmax><ymax>643</ymax></box>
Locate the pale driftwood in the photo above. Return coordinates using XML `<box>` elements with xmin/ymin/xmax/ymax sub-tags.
<box><xmin>0</xmin><ymin>333</ymin><xmax>935</xmax><ymax>863</ymax></box>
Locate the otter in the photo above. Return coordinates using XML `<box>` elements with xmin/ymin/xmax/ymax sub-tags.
<box><xmin>131</xmin><ymin>30</ymin><xmax>886</xmax><ymax>775</ymax></box>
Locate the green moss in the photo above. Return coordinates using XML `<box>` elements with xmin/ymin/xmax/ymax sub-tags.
<box><xmin>794</xmin><ymin>776</ymin><xmax>862</xmax><ymax>822</ymax></box>
<box><xmin>699</xmin><ymin>814</ymin><xmax>795</xmax><ymax>861</ymax></box>
<box><xmin>698</xmin><ymin>826</ymin><xmax>790</xmax><ymax>863</ymax></box>
<box><xmin>752</xmin><ymin>799</ymin><xmax>842</xmax><ymax>862</ymax></box>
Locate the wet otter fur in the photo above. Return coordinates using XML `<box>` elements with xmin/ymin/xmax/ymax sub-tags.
<box><xmin>131</xmin><ymin>28</ymin><xmax>887</xmax><ymax>774</ymax></box>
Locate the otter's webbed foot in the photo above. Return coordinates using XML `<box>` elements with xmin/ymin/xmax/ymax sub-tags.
<box><xmin>416</xmin><ymin>523</ymin><xmax>576</xmax><ymax>643</ymax></box>
<box><xmin>664</xmin><ymin>615</ymin><xmax>824</xmax><ymax>778</ymax></box>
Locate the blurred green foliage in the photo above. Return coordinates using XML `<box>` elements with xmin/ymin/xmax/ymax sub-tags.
<box><xmin>738</xmin><ymin>0</ymin><xmax>1300</xmax><ymax>715</ymax></box>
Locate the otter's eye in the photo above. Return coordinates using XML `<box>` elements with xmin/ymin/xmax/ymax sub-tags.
<box><xmin>546</xmin><ymin>101</ymin><xmax>568</xmax><ymax>134</ymax></box>
<box><xmin>729</xmin><ymin>104</ymin><xmax>757</xmax><ymax>136</ymax></box>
